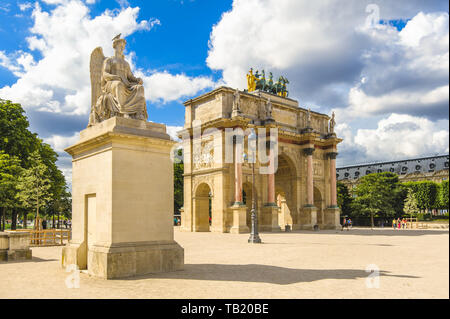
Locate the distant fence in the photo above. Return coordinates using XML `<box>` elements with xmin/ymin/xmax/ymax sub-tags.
<box><xmin>9</xmin><ymin>229</ymin><xmax>71</xmax><ymax>246</ymax></box>
<box><xmin>343</xmin><ymin>217</ymin><xmax>420</xmax><ymax>229</ymax></box>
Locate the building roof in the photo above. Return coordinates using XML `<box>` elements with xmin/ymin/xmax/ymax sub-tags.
<box><xmin>336</xmin><ymin>154</ymin><xmax>449</xmax><ymax>180</ymax></box>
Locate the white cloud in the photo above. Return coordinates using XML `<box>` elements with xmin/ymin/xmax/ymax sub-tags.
<box><xmin>353</xmin><ymin>114</ymin><xmax>449</xmax><ymax>161</ymax></box>
<box><xmin>166</xmin><ymin>125</ymin><xmax>183</xmax><ymax>141</ymax></box>
<box><xmin>0</xmin><ymin>0</ymin><xmax>213</xmax><ymax>117</ymax></box>
<box><xmin>337</xmin><ymin>11</ymin><xmax>449</xmax><ymax>120</ymax></box>
<box><xmin>0</xmin><ymin>51</ymin><xmax>21</xmax><ymax>73</ymax></box>
<box><xmin>19</xmin><ymin>3</ymin><xmax>33</xmax><ymax>11</ymax></box>
<box><xmin>139</xmin><ymin>71</ymin><xmax>215</xmax><ymax>103</ymax></box>
<box><xmin>44</xmin><ymin>132</ymin><xmax>80</xmax><ymax>153</ymax></box>
<box><xmin>208</xmin><ymin>0</ymin><xmax>449</xmax><ymax>165</ymax></box>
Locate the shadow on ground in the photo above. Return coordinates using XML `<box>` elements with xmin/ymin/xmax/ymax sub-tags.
<box><xmin>124</xmin><ymin>264</ymin><xmax>419</xmax><ymax>285</ymax></box>
<box><xmin>272</xmin><ymin>229</ymin><xmax>449</xmax><ymax>237</ymax></box>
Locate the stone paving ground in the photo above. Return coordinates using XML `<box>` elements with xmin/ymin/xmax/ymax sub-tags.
<box><xmin>0</xmin><ymin>227</ymin><xmax>448</xmax><ymax>299</ymax></box>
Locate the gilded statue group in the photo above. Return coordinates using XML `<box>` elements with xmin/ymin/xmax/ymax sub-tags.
<box><xmin>88</xmin><ymin>34</ymin><xmax>148</xmax><ymax>127</ymax></box>
<box><xmin>246</xmin><ymin>68</ymin><xmax>289</xmax><ymax>97</ymax></box>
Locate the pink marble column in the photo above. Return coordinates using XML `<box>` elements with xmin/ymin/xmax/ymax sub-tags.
<box><xmin>267</xmin><ymin>172</ymin><xmax>275</xmax><ymax>204</ymax></box>
<box><xmin>304</xmin><ymin>147</ymin><xmax>315</xmax><ymax>206</ymax></box>
<box><xmin>234</xmin><ymin>142</ymin><xmax>243</xmax><ymax>205</ymax></box>
<box><xmin>266</xmin><ymin>146</ymin><xmax>276</xmax><ymax>205</ymax></box>
<box><xmin>328</xmin><ymin>152</ymin><xmax>338</xmax><ymax>207</ymax></box>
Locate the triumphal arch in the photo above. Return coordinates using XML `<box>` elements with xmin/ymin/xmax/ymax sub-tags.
<box><xmin>178</xmin><ymin>70</ymin><xmax>342</xmax><ymax>233</ymax></box>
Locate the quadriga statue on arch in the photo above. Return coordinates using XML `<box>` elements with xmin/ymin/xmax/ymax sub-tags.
<box><xmin>88</xmin><ymin>34</ymin><xmax>148</xmax><ymax>126</ymax></box>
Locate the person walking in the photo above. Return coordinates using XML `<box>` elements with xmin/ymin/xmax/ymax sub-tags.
<box><xmin>342</xmin><ymin>217</ymin><xmax>347</xmax><ymax>231</ymax></box>
<box><xmin>392</xmin><ymin>219</ymin><xmax>396</xmax><ymax>230</ymax></box>
<box><xmin>397</xmin><ymin>218</ymin><xmax>401</xmax><ymax>230</ymax></box>
<box><xmin>348</xmin><ymin>218</ymin><xmax>352</xmax><ymax>230</ymax></box>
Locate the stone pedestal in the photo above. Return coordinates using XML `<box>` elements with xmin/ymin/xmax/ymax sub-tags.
<box><xmin>323</xmin><ymin>206</ymin><xmax>341</xmax><ymax>230</ymax></box>
<box><xmin>299</xmin><ymin>206</ymin><xmax>318</xmax><ymax>230</ymax></box>
<box><xmin>0</xmin><ymin>232</ymin><xmax>32</xmax><ymax>262</ymax></box>
<box><xmin>230</xmin><ymin>205</ymin><xmax>249</xmax><ymax>234</ymax></box>
<box><xmin>260</xmin><ymin>204</ymin><xmax>281</xmax><ymax>232</ymax></box>
<box><xmin>62</xmin><ymin>117</ymin><xmax>184</xmax><ymax>279</ymax></box>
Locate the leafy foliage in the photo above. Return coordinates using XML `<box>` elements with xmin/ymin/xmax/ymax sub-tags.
<box><xmin>0</xmin><ymin>151</ymin><xmax>22</xmax><ymax>209</ymax></box>
<box><xmin>350</xmin><ymin>172</ymin><xmax>406</xmax><ymax>227</ymax></box>
<box><xmin>403</xmin><ymin>181</ymin><xmax>439</xmax><ymax>211</ymax></box>
<box><xmin>0</xmin><ymin>99</ymin><xmax>39</xmax><ymax>168</ymax></box>
<box><xmin>438</xmin><ymin>180</ymin><xmax>449</xmax><ymax>209</ymax></box>
<box><xmin>174</xmin><ymin>148</ymin><xmax>184</xmax><ymax>213</ymax></box>
<box><xmin>337</xmin><ymin>181</ymin><xmax>353</xmax><ymax>216</ymax></box>
<box><xmin>16</xmin><ymin>151</ymin><xmax>53</xmax><ymax>224</ymax></box>
<box><xmin>404</xmin><ymin>188</ymin><xmax>419</xmax><ymax>216</ymax></box>
<box><xmin>0</xmin><ymin>99</ymin><xmax>71</xmax><ymax>226</ymax></box>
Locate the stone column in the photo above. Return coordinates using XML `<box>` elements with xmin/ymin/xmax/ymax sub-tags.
<box><xmin>267</xmin><ymin>172</ymin><xmax>275</xmax><ymax>204</ymax></box>
<box><xmin>300</xmin><ymin>147</ymin><xmax>317</xmax><ymax>230</ymax></box>
<box><xmin>327</xmin><ymin>152</ymin><xmax>338</xmax><ymax>207</ymax></box>
<box><xmin>261</xmin><ymin>149</ymin><xmax>280</xmax><ymax>232</ymax></box>
<box><xmin>234</xmin><ymin>142</ymin><xmax>243</xmax><ymax>205</ymax></box>
<box><xmin>303</xmin><ymin>147</ymin><xmax>315</xmax><ymax>206</ymax></box>
<box><xmin>323</xmin><ymin>151</ymin><xmax>340</xmax><ymax>230</ymax></box>
<box><xmin>266</xmin><ymin>146</ymin><xmax>276</xmax><ymax>205</ymax></box>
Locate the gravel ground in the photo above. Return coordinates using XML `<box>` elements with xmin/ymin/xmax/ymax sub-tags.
<box><xmin>0</xmin><ymin>227</ymin><xmax>448</xmax><ymax>299</ymax></box>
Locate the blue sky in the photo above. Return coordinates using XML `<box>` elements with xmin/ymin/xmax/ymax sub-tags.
<box><xmin>0</xmin><ymin>0</ymin><xmax>448</xmax><ymax>182</ymax></box>
<box><xmin>0</xmin><ymin>0</ymin><xmax>232</xmax><ymax>127</ymax></box>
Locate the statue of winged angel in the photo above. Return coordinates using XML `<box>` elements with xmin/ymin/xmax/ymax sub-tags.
<box><xmin>88</xmin><ymin>35</ymin><xmax>148</xmax><ymax>126</ymax></box>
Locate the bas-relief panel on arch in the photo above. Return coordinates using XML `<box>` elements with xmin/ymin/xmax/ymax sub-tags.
<box><xmin>240</xmin><ymin>98</ymin><xmax>261</xmax><ymax>119</ymax></box>
<box><xmin>192</xmin><ymin>138</ymin><xmax>214</xmax><ymax>170</ymax></box>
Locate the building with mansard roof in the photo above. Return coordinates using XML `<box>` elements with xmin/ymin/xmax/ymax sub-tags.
<box><xmin>337</xmin><ymin>154</ymin><xmax>449</xmax><ymax>189</ymax></box>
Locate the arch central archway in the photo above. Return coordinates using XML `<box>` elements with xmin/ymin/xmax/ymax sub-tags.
<box><xmin>193</xmin><ymin>183</ymin><xmax>212</xmax><ymax>232</ymax></box>
<box><xmin>275</xmin><ymin>153</ymin><xmax>298</xmax><ymax>230</ymax></box>
<box><xmin>314</xmin><ymin>187</ymin><xmax>324</xmax><ymax>226</ymax></box>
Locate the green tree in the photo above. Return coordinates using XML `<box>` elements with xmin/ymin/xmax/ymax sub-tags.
<box><xmin>1</xmin><ymin>99</ymin><xmax>69</xmax><ymax>226</ymax></box>
<box><xmin>0</xmin><ymin>151</ymin><xmax>22</xmax><ymax>231</ymax></box>
<box><xmin>0</xmin><ymin>99</ymin><xmax>39</xmax><ymax>167</ymax></box>
<box><xmin>16</xmin><ymin>151</ymin><xmax>53</xmax><ymax>229</ymax></box>
<box><xmin>351</xmin><ymin>172</ymin><xmax>404</xmax><ymax>229</ymax></box>
<box><xmin>404</xmin><ymin>181</ymin><xmax>439</xmax><ymax>213</ymax></box>
<box><xmin>404</xmin><ymin>188</ymin><xmax>419</xmax><ymax>216</ymax></box>
<box><xmin>337</xmin><ymin>181</ymin><xmax>353</xmax><ymax>217</ymax></box>
<box><xmin>437</xmin><ymin>180</ymin><xmax>449</xmax><ymax>210</ymax></box>
<box><xmin>174</xmin><ymin>148</ymin><xmax>184</xmax><ymax>213</ymax></box>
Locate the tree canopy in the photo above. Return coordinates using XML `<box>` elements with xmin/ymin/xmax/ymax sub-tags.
<box><xmin>0</xmin><ymin>99</ymin><xmax>71</xmax><ymax>228</ymax></box>
<box><xmin>350</xmin><ymin>172</ymin><xmax>406</xmax><ymax>227</ymax></box>
<box><xmin>337</xmin><ymin>181</ymin><xmax>353</xmax><ymax>217</ymax></box>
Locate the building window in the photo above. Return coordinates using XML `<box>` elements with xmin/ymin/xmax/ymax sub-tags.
<box><xmin>366</xmin><ymin>170</ymin><xmax>371</xmax><ymax>175</ymax></box>
<box><xmin>377</xmin><ymin>169</ymin><xmax>382</xmax><ymax>173</ymax></box>
<box><xmin>430</xmin><ymin>163</ymin><xmax>436</xmax><ymax>169</ymax></box>
<box><xmin>344</xmin><ymin>172</ymin><xmax>349</xmax><ymax>178</ymax></box>
<box><xmin>416</xmin><ymin>165</ymin><xmax>421</xmax><ymax>170</ymax></box>
<box><xmin>390</xmin><ymin>167</ymin><xmax>395</xmax><ymax>172</ymax></box>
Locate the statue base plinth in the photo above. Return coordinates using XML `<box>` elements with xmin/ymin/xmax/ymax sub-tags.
<box><xmin>63</xmin><ymin>241</ymin><xmax>183</xmax><ymax>279</ymax></box>
<box><xmin>229</xmin><ymin>205</ymin><xmax>249</xmax><ymax>234</ymax></box>
<box><xmin>322</xmin><ymin>206</ymin><xmax>341</xmax><ymax>230</ymax></box>
<box><xmin>299</xmin><ymin>206</ymin><xmax>318</xmax><ymax>230</ymax></box>
<box><xmin>63</xmin><ymin>117</ymin><xmax>184</xmax><ymax>279</ymax></box>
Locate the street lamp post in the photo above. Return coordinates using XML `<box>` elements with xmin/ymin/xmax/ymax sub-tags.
<box><xmin>247</xmin><ymin>131</ymin><xmax>262</xmax><ymax>244</ymax></box>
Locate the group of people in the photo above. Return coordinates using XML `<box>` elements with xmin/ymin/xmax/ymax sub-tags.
<box><xmin>341</xmin><ymin>217</ymin><xmax>352</xmax><ymax>231</ymax></box>
<box><xmin>392</xmin><ymin>218</ymin><xmax>408</xmax><ymax>230</ymax></box>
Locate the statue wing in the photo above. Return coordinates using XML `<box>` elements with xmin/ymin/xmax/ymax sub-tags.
<box><xmin>90</xmin><ymin>47</ymin><xmax>105</xmax><ymax>109</ymax></box>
